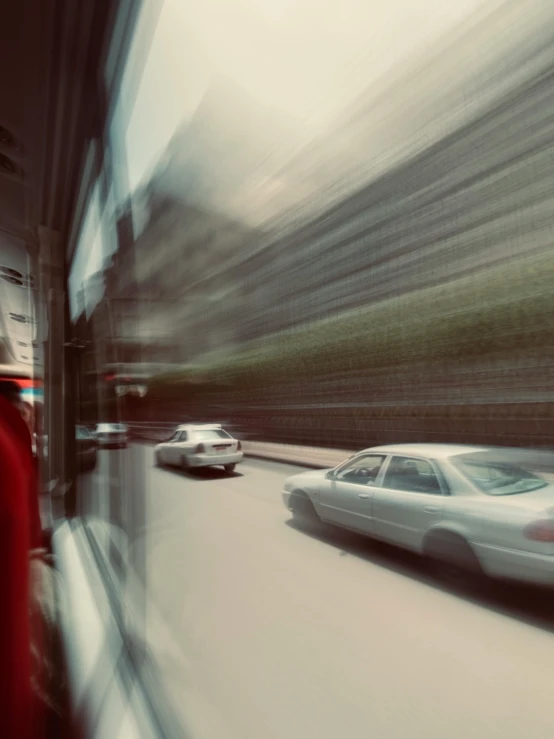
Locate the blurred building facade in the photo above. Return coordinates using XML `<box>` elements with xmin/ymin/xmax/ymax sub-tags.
<box><xmin>96</xmin><ymin>0</ymin><xmax>554</xmax><ymax>367</ymax></box>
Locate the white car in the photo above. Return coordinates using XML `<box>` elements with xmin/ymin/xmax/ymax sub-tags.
<box><xmin>94</xmin><ymin>422</ymin><xmax>128</xmax><ymax>448</ymax></box>
<box><xmin>283</xmin><ymin>443</ymin><xmax>554</xmax><ymax>587</ymax></box>
<box><xmin>154</xmin><ymin>424</ymin><xmax>243</xmax><ymax>473</ymax></box>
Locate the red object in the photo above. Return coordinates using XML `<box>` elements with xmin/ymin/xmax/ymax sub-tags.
<box><xmin>0</xmin><ymin>376</ymin><xmax>42</xmax><ymax>390</ymax></box>
<box><xmin>524</xmin><ymin>519</ymin><xmax>554</xmax><ymax>542</ymax></box>
<box><xmin>0</xmin><ymin>396</ymin><xmax>35</xmax><ymax>738</ymax></box>
<box><xmin>0</xmin><ymin>397</ymin><xmax>41</xmax><ymax>548</ymax></box>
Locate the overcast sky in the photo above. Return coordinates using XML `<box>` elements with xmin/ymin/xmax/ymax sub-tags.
<box><xmin>122</xmin><ymin>0</ymin><xmax>496</xmax><ymax>193</ymax></box>
<box><xmin>73</xmin><ymin>0</ymin><xmax>499</xmax><ymax>310</ymax></box>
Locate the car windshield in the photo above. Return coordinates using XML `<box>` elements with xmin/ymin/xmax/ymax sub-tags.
<box><xmin>452</xmin><ymin>454</ymin><xmax>548</xmax><ymax>495</ymax></box>
<box><xmin>192</xmin><ymin>429</ymin><xmax>231</xmax><ymax>440</ymax></box>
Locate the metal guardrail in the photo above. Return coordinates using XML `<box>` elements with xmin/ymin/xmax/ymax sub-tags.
<box><xmin>129</xmin><ymin>424</ymin><xmax>172</xmax><ymax>442</ymax></box>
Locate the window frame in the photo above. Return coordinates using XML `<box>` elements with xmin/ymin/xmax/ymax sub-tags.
<box><xmin>381</xmin><ymin>454</ymin><xmax>450</xmax><ymax>496</ymax></box>
<box><xmin>451</xmin><ymin>457</ymin><xmax>547</xmax><ymax>497</ymax></box>
<box><xmin>333</xmin><ymin>453</ymin><xmax>388</xmax><ymax>486</ymax></box>
<box><xmin>191</xmin><ymin>428</ymin><xmax>232</xmax><ymax>441</ymax></box>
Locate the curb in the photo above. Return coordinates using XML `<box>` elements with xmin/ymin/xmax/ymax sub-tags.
<box><xmin>243</xmin><ymin>451</ymin><xmax>328</xmax><ymax>469</ymax></box>
<box><xmin>129</xmin><ymin>435</ymin><xmax>343</xmax><ymax>469</ymax></box>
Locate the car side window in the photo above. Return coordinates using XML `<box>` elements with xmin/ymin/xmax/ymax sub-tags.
<box><xmin>178</xmin><ymin>431</ymin><xmax>188</xmax><ymax>442</ymax></box>
<box><xmin>336</xmin><ymin>454</ymin><xmax>386</xmax><ymax>485</ymax></box>
<box><xmin>383</xmin><ymin>456</ymin><xmax>442</xmax><ymax>494</ymax></box>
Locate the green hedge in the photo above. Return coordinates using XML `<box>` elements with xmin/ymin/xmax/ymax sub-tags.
<box><xmin>150</xmin><ymin>249</ymin><xmax>554</xmax><ymax>397</ymax></box>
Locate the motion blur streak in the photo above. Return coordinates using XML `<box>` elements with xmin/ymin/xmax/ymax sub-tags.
<box><xmin>73</xmin><ymin>0</ymin><xmax>554</xmax><ymax>451</ymax></box>
<box><xmin>63</xmin><ymin>0</ymin><xmax>554</xmax><ymax>737</ymax></box>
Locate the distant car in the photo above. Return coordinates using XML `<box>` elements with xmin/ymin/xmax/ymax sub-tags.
<box><xmin>283</xmin><ymin>443</ymin><xmax>554</xmax><ymax>587</ymax></box>
<box><xmin>154</xmin><ymin>423</ymin><xmax>243</xmax><ymax>473</ymax></box>
<box><xmin>76</xmin><ymin>424</ymin><xmax>97</xmax><ymax>471</ymax></box>
<box><xmin>94</xmin><ymin>422</ymin><xmax>128</xmax><ymax>449</ymax></box>
<box><xmin>36</xmin><ymin>425</ymin><xmax>98</xmax><ymax>473</ymax></box>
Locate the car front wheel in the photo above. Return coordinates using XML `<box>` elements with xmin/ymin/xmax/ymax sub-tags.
<box><xmin>224</xmin><ymin>464</ymin><xmax>236</xmax><ymax>473</ymax></box>
<box><xmin>290</xmin><ymin>490</ymin><xmax>319</xmax><ymax>522</ymax></box>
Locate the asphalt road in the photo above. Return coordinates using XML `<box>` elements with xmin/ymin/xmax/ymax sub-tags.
<box><xmin>82</xmin><ymin>447</ymin><xmax>554</xmax><ymax>739</ymax></box>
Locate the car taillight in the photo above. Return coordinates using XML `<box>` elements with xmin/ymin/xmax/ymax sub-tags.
<box><xmin>237</xmin><ymin>441</ymin><xmax>242</xmax><ymax>451</ymax></box>
<box><xmin>195</xmin><ymin>443</ymin><xmax>205</xmax><ymax>453</ymax></box>
<box><xmin>524</xmin><ymin>519</ymin><xmax>554</xmax><ymax>542</ymax></box>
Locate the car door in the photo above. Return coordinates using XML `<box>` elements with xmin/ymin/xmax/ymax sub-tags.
<box><xmin>172</xmin><ymin>430</ymin><xmax>191</xmax><ymax>463</ymax></box>
<box><xmin>372</xmin><ymin>455</ymin><xmax>445</xmax><ymax>551</ymax></box>
<box><xmin>161</xmin><ymin>431</ymin><xmax>180</xmax><ymax>464</ymax></box>
<box><xmin>317</xmin><ymin>454</ymin><xmax>387</xmax><ymax>534</ymax></box>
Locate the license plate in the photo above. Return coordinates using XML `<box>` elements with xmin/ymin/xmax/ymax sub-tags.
<box><xmin>214</xmin><ymin>444</ymin><xmax>230</xmax><ymax>451</ymax></box>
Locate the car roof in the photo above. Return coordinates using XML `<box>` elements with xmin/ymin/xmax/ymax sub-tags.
<box><xmin>177</xmin><ymin>423</ymin><xmax>222</xmax><ymax>430</ymax></box>
<box><xmin>363</xmin><ymin>443</ymin><xmax>489</xmax><ymax>459</ymax></box>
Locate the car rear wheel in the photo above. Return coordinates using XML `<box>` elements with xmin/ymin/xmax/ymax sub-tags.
<box><xmin>424</xmin><ymin>531</ymin><xmax>483</xmax><ymax>590</ymax></box>
<box><xmin>224</xmin><ymin>464</ymin><xmax>236</xmax><ymax>473</ymax></box>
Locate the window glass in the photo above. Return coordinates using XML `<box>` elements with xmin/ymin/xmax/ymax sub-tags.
<box><xmin>192</xmin><ymin>429</ymin><xmax>231</xmax><ymax>440</ymax></box>
<box><xmin>63</xmin><ymin>1</ymin><xmax>554</xmax><ymax>737</ymax></box>
<box><xmin>66</xmin><ymin>104</ymin><xmax>140</xmax><ymax>597</ymax></box>
<box><xmin>383</xmin><ymin>456</ymin><xmax>442</xmax><ymax>494</ymax></box>
<box><xmin>336</xmin><ymin>454</ymin><xmax>386</xmax><ymax>484</ymax></box>
<box><xmin>178</xmin><ymin>430</ymin><xmax>188</xmax><ymax>441</ymax></box>
<box><xmin>452</xmin><ymin>456</ymin><xmax>547</xmax><ymax>496</ymax></box>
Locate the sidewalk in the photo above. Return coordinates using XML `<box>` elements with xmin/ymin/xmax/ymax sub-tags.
<box><xmin>242</xmin><ymin>441</ymin><xmax>353</xmax><ymax>469</ymax></box>
<box><xmin>129</xmin><ymin>424</ymin><xmax>353</xmax><ymax>469</ymax></box>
